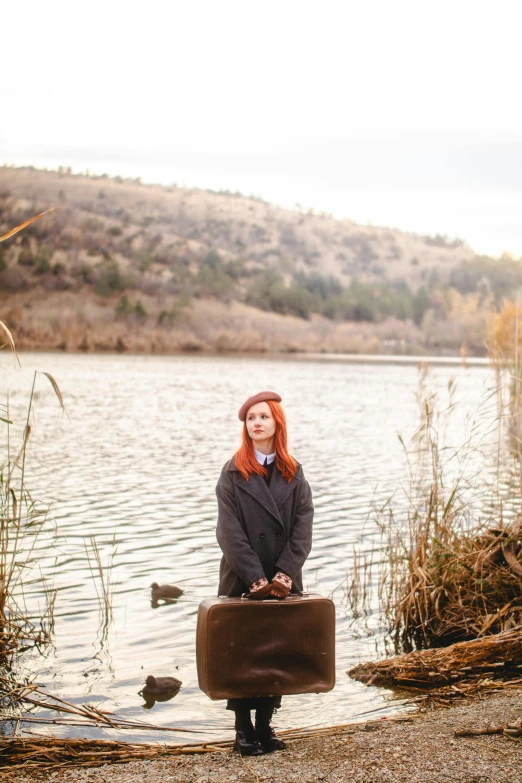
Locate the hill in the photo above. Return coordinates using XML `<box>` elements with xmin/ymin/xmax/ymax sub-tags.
<box><xmin>0</xmin><ymin>166</ymin><xmax>519</xmax><ymax>355</ymax></box>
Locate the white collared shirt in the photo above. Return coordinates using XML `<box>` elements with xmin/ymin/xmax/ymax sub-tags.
<box><xmin>254</xmin><ymin>448</ymin><xmax>276</xmax><ymax>465</ymax></box>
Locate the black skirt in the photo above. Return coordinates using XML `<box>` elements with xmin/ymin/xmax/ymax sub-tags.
<box><xmin>226</xmin><ymin>695</ymin><xmax>282</xmax><ymax>711</ymax></box>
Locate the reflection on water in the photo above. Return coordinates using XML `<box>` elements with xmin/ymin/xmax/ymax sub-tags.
<box><xmin>3</xmin><ymin>353</ymin><xmax>499</xmax><ymax>742</ymax></box>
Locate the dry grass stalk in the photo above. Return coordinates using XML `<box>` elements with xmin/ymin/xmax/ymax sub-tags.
<box><xmin>360</xmin><ymin>363</ymin><xmax>522</xmax><ymax>651</ymax></box>
<box><xmin>0</xmin><ymin>716</ymin><xmax>415</xmax><ymax>773</ymax></box>
<box><xmin>408</xmin><ymin>677</ymin><xmax>522</xmax><ymax>711</ymax></box>
<box><xmin>0</xmin><ymin>736</ymin><xmax>229</xmax><ymax>775</ymax></box>
<box><xmin>1</xmin><ymin>369</ymin><xmax>65</xmax><ymax>662</ymax></box>
<box><xmin>348</xmin><ymin>624</ymin><xmax>522</xmax><ymax>689</ymax></box>
<box><xmin>485</xmin><ymin>300</ymin><xmax>522</xmax><ymax>498</ymax></box>
<box><xmin>85</xmin><ymin>535</ymin><xmax>116</xmax><ymax>640</ymax></box>
<box><xmin>1</xmin><ymin>676</ymin><xmax>202</xmax><ymax>734</ymax></box>
<box><xmin>343</xmin><ymin>319</ymin><xmax>522</xmax><ymax>653</ymax></box>
<box><xmin>0</xmin><ymin>209</ymin><xmax>65</xmax><ymax>713</ymax></box>
<box><xmin>389</xmin><ymin>517</ymin><xmax>522</xmax><ymax>648</ymax></box>
<box><xmin>0</xmin><ymin>206</ymin><xmax>62</xmax><ymax>244</ymax></box>
<box><xmin>344</xmin><ymin>546</ymin><xmax>373</xmax><ymax>620</ymax></box>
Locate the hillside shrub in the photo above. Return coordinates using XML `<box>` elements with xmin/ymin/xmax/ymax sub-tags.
<box><xmin>41</xmin><ymin>272</ymin><xmax>72</xmax><ymax>292</ymax></box>
<box><xmin>412</xmin><ymin>286</ymin><xmax>430</xmax><ymax>325</ymax></box>
<box><xmin>115</xmin><ymin>296</ymin><xmax>148</xmax><ymax>319</ymax></box>
<box><xmin>77</xmin><ymin>263</ymin><xmax>96</xmax><ymax>284</ymax></box>
<box><xmin>196</xmin><ymin>250</ymin><xmax>236</xmax><ymax>299</ymax></box>
<box><xmin>95</xmin><ymin>259</ymin><xmax>125</xmax><ymax>297</ymax></box>
<box><xmin>0</xmin><ymin>266</ymin><xmax>30</xmax><ymax>292</ymax></box>
<box><xmin>116</xmin><ymin>295</ymin><xmax>131</xmax><ymax>316</ymax></box>
<box><xmin>158</xmin><ymin>293</ymin><xmax>191</xmax><ymax>326</ymax></box>
<box><xmin>294</xmin><ymin>271</ymin><xmax>343</xmax><ymax>300</ymax></box>
<box><xmin>424</xmin><ymin>233</ymin><xmax>463</xmax><ymax>248</ymax></box>
<box><xmin>246</xmin><ymin>270</ymin><xmax>314</xmax><ymax>319</ymax></box>
<box><xmin>279</xmin><ymin>225</ymin><xmax>298</xmax><ymax>247</ymax></box>
<box><xmin>52</xmin><ymin>262</ymin><xmax>66</xmax><ymax>276</ymax></box>
<box><xmin>343</xmin><ymin>234</ymin><xmax>377</xmax><ymax>265</ymax></box>
<box><xmin>245</xmin><ymin>268</ymin><xmax>284</xmax><ymax>311</ymax></box>
<box><xmin>134</xmin><ymin>300</ymin><xmax>147</xmax><ymax>318</ymax></box>
<box><xmin>450</xmin><ymin>254</ymin><xmax>522</xmax><ymax>302</ymax></box>
<box><xmin>34</xmin><ymin>245</ymin><xmax>53</xmax><ymax>274</ymax></box>
<box><xmin>279</xmin><ymin>285</ymin><xmax>314</xmax><ymax>319</ymax></box>
<box><xmin>138</xmin><ymin>254</ymin><xmax>153</xmax><ymax>272</ymax></box>
<box><xmin>18</xmin><ymin>248</ymin><xmax>34</xmax><ymax>266</ymax></box>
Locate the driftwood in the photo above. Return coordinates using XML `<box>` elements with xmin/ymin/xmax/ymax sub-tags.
<box><xmin>455</xmin><ymin>722</ymin><xmax>504</xmax><ymax>736</ymax></box>
<box><xmin>455</xmin><ymin>717</ymin><xmax>522</xmax><ymax>737</ymax></box>
<box><xmin>348</xmin><ymin>626</ymin><xmax>522</xmax><ymax>689</ymax></box>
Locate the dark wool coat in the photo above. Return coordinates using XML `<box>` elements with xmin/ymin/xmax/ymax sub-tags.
<box><xmin>215</xmin><ymin>455</ymin><xmax>314</xmax><ymax>597</ymax></box>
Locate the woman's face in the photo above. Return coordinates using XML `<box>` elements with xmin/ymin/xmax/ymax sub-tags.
<box><xmin>245</xmin><ymin>401</ymin><xmax>276</xmax><ymax>450</ymax></box>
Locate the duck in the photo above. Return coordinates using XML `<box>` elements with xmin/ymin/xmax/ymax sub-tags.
<box><xmin>139</xmin><ymin>675</ymin><xmax>182</xmax><ymax>709</ymax></box>
<box><xmin>141</xmin><ymin>675</ymin><xmax>182</xmax><ymax>697</ymax></box>
<box><xmin>151</xmin><ymin>582</ymin><xmax>184</xmax><ymax>601</ymax></box>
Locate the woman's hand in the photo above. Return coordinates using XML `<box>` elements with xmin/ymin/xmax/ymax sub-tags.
<box><xmin>269</xmin><ymin>572</ymin><xmax>292</xmax><ymax>599</ymax></box>
<box><xmin>249</xmin><ymin>577</ymin><xmax>271</xmax><ymax>600</ymax></box>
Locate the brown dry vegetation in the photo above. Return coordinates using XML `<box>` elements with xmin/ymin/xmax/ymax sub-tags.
<box><xmin>349</xmin><ymin>624</ymin><xmax>522</xmax><ymax>689</ymax></box>
<box><xmin>10</xmin><ymin>691</ymin><xmax>522</xmax><ymax>783</ymax></box>
<box><xmin>0</xmin><ymin>165</ymin><xmax>520</xmax><ymax>355</ymax></box>
<box><xmin>340</xmin><ymin>319</ymin><xmax>522</xmax><ymax>655</ymax></box>
<box><xmin>367</xmin><ymin>386</ymin><xmax>522</xmax><ymax>652</ymax></box>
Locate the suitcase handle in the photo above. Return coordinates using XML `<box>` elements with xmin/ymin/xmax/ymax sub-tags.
<box><xmin>239</xmin><ymin>591</ymin><xmax>307</xmax><ymax>600</ymax></box>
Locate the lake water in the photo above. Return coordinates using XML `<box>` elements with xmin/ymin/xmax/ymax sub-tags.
<box><xmin>2</xmin><ymin>352</ymin><xmax>502</xmax><ymax>743</ymax></box>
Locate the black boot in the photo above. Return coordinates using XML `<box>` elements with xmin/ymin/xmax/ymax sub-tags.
<box><xmin>233</xmin><ymin>705</ymin><xmax>263</xmax><ymax>757</ymax></box>
<box><xmin>255</xmin><ymin>703</ymin><xmax>286</xmax><ymax>753</ymax></box>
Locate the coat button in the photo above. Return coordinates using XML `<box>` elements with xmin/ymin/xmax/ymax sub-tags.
<box><xmin>259</xmin><ymin>532</ymin><xmax>266</xmax><ymax>539</ymax></box>
<box><xmin>276</xmin><ymin>531</ymin><xmax>282</xmax><ymax>538</ymax></box>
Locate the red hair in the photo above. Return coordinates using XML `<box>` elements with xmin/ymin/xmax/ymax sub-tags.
<box><xmin>235</xmin><ymin>400</ymin><xmax>297</xmax><ymax>482</ymax></box>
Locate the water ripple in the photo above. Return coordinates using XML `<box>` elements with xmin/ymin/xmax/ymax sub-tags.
<box><xmin>5</xmin><ymin>353</ymin><xmax>495</xmax><ymax>743</ymax></box>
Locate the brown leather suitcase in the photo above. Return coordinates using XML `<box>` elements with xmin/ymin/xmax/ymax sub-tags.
<box><xmin>196</xmin><ymin>593</ymin><xmax>335</xmax><ymax>700</ymax></box>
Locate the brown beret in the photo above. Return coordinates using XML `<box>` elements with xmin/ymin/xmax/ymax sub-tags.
<box><xmin>238</xmin><ymin>390</ymin><xmax>282</xmax><ymax>421</ymax></box>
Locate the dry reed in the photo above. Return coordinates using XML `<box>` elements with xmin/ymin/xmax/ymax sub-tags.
<box><xmin>410</xmin><ymin>676</ymin><xmax>522</xmax><ymax>711</ymax></box>
<box><xmin>0</xmin><ymin>716</ymin><xmax>415</xmax><ymax>775</ymax></box>
<box><xmin>85</xmin><ymin>535</ymin><xmax>116</xmax><ymax>641</ymax></box>
<box><xmin>349</xmin><ymin>624</ymin><xmax>522</xmax><ymax>689</ymax></box>
<box><xmin>351</xmin><ymin>361</ymin><xmax>522</xmax><ymax>651</ymax></box>
<box><xmin>1</xmin><ymin>211</ymin><xmax>65</xmax><ymax>694</ymax></box>
<box><xmin>0</xmin><ymin>369</ymin><xmax>65</xmax><ymax>661</ymax></box>
<box><xmin>346</xmin><ymin>312</ymin><xmax>522</xmax><ymax>708</ymax></box>
<box><xmin>1</xmin><ymin>675</ymin><xmax>203</xmax><ymax>735</ymax></box>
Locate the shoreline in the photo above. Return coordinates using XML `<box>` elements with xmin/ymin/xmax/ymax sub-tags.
<box><xmin>13</xmin><ymin>348</ymin><xmax>490</xmax><ymax>368</ymax></box>
<box><xmin>13</xmin><ymin>688</ymin><xmax>522</xmax><ymax>783</ymax></box>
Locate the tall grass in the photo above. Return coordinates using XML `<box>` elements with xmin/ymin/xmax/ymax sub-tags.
<box><xmin>85</xmin><ymin>535</ymin><xmax>116</xmax><ymax>645</ymax></box>
<box><xmin>0</xmin><ymin>210</ymin><xmax>64</xmax><ymax>666</ymax></box>
<box><xmin>0</xmin><ymin>371</ymin><xmax>65</xmax><ymax>662</ymax></box>
<box><xmin>348</xmin><ymin>350</ymin><xmax>522</xmax><ymax>652</ymax></box>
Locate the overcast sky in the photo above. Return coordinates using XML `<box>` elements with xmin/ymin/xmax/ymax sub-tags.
<box><xmin>2</xmin><ymin>0</ymin><xmax>522</xmax><ymax>256</ymax></box>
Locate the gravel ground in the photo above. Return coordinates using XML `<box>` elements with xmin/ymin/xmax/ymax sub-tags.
<box><xmin>18</xmin><ymin>690</ymin><xmax>522</xmax><ymax>783</ymax></box>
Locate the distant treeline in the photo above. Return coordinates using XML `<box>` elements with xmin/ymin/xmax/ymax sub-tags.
<box><xmin>193</xmin><ymin>249</ymin><xmax>522</xmax><ymax>324</ymax></box>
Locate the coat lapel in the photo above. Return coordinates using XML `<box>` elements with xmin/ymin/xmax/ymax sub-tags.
<box><xmin>236</xmin><ymin>472</ymin><xmax>283</xmax><ymax>526</ymax></box>
<box><xmin>228</xmin><ymin>456</ymin><xmax>301</xmax><ymax>527</ymax></box>
<box><xmin>270</xmin><ymin>464</ymin><xmax>300</xmax><ymax>511</ymax></box>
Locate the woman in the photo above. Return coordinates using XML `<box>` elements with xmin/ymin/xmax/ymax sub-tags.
<box><xmin>215</xmin><ymin>390</ymin><xmax>314</xmax><ymax>756</ymax></box>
